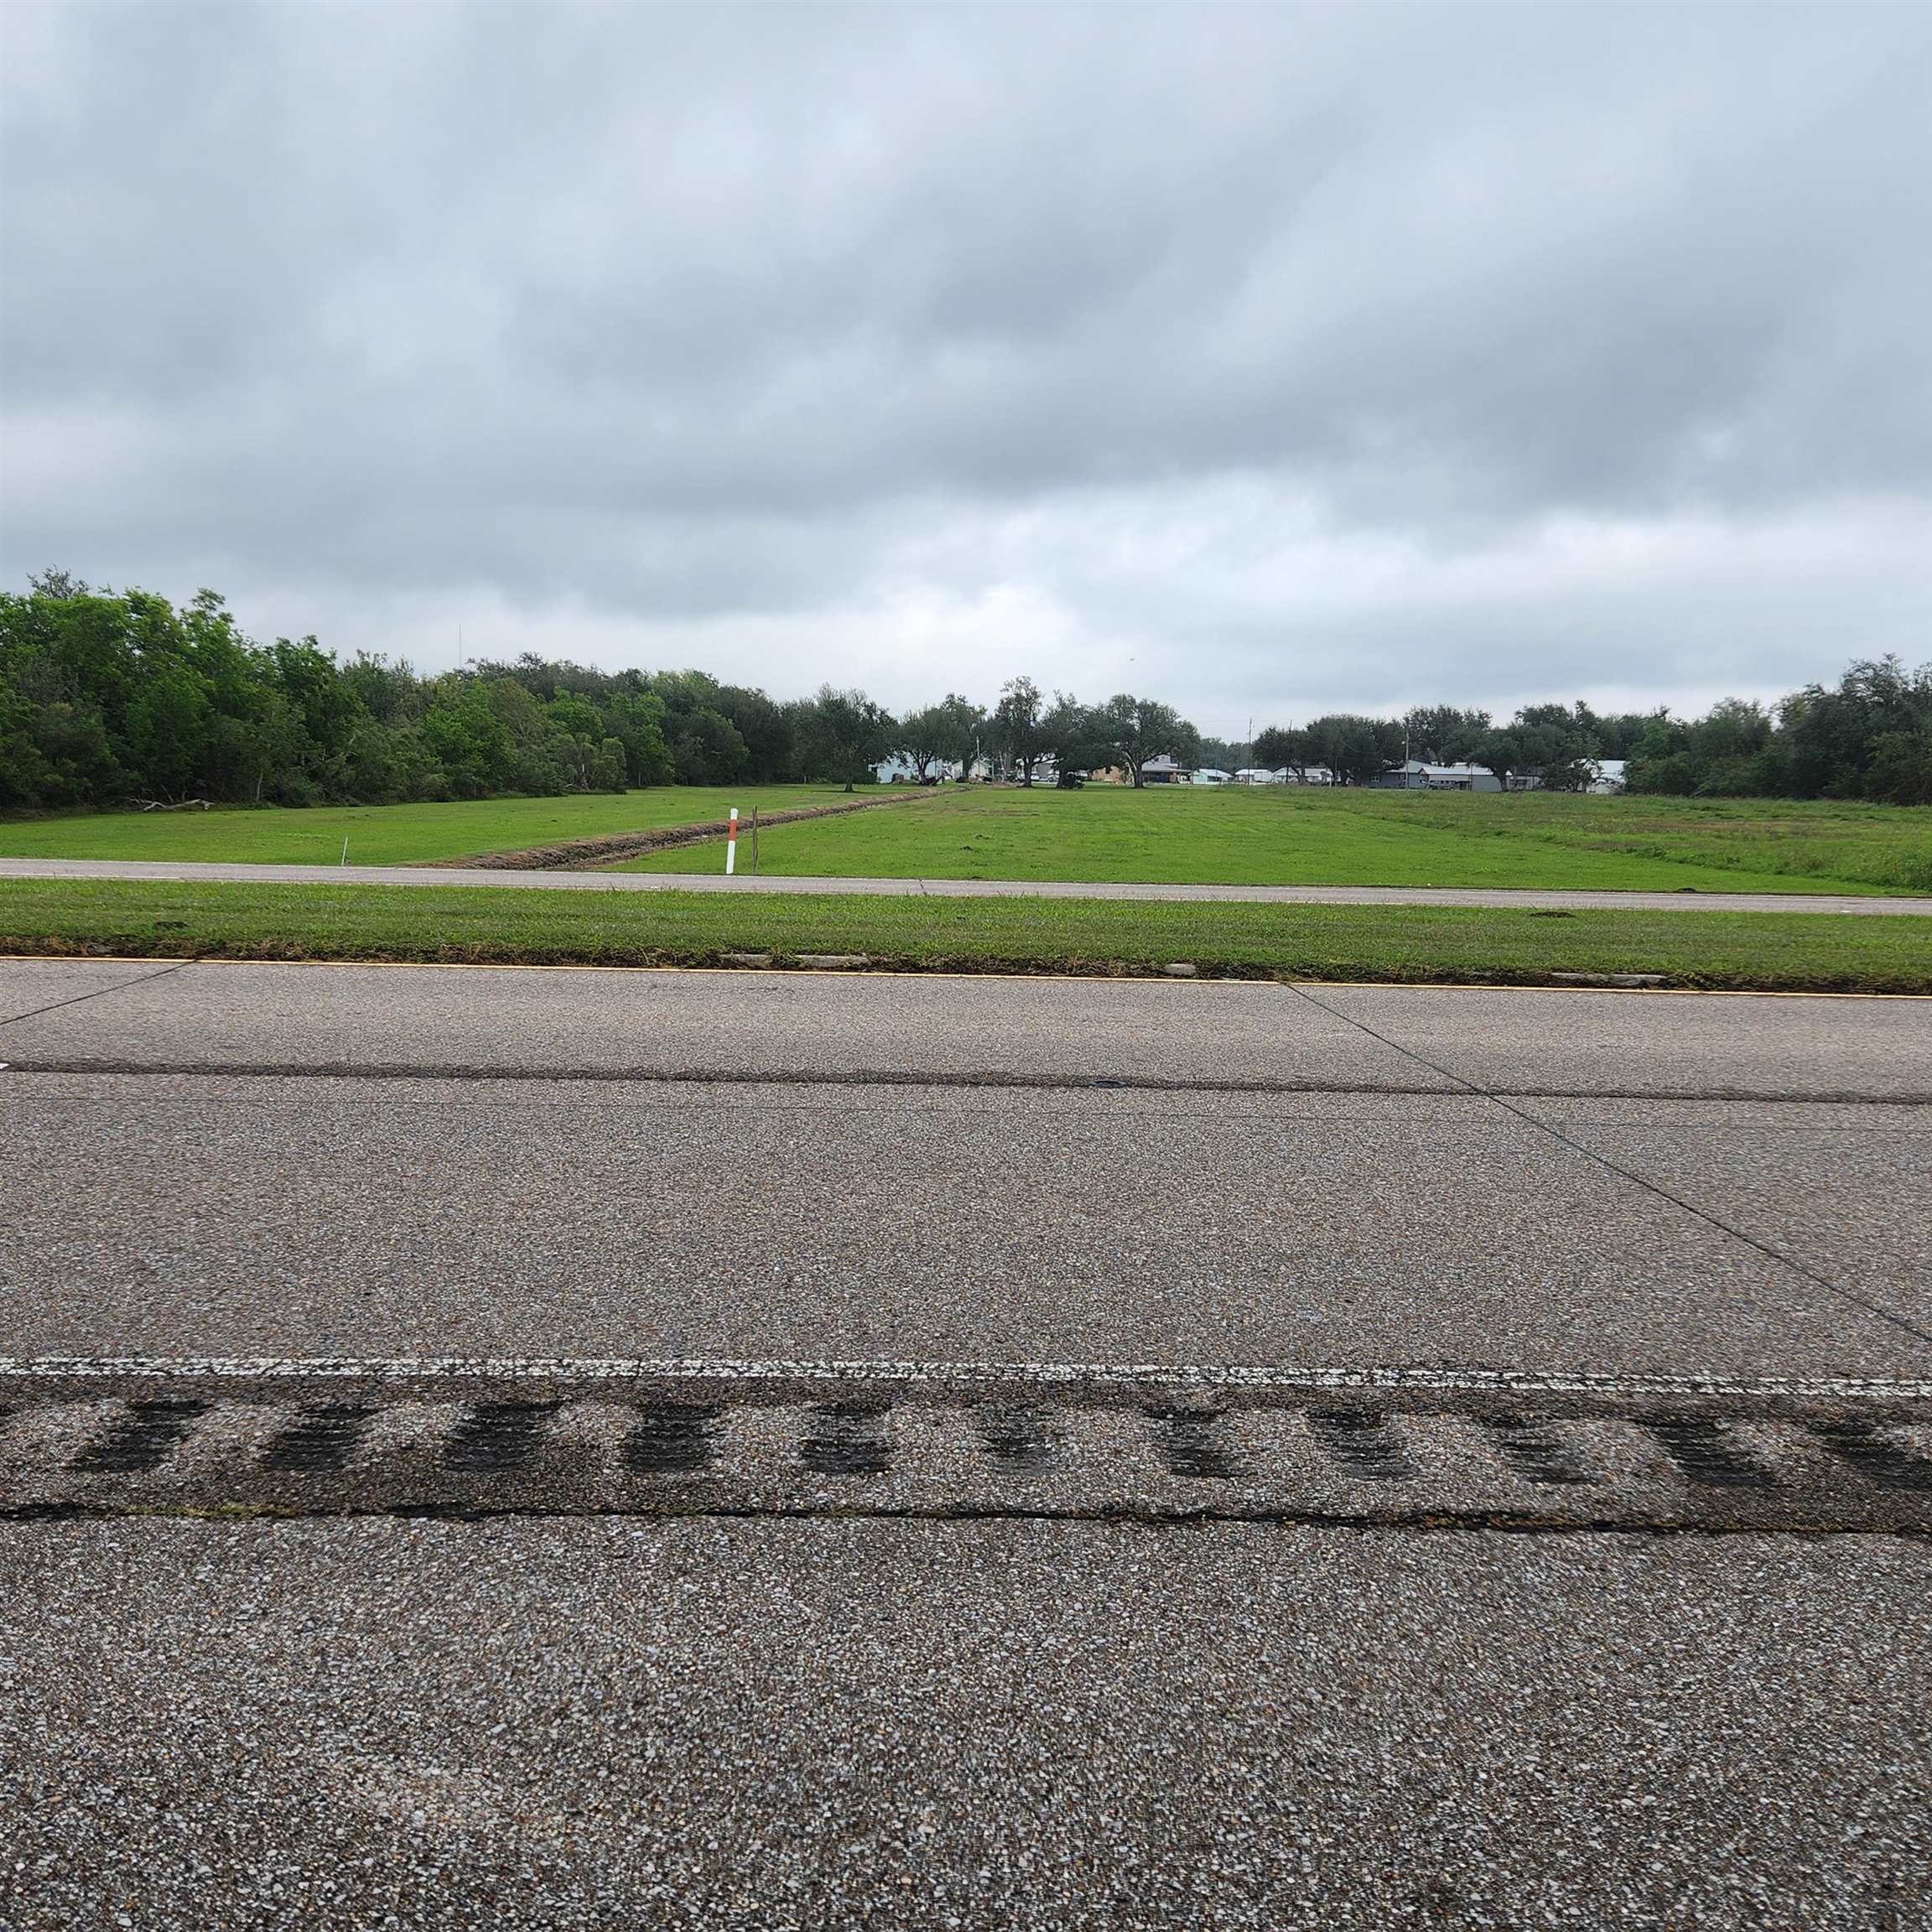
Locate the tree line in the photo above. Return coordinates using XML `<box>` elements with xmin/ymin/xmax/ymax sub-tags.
<box><xmin>0</xmin><ymin>576</ymin><xmax>1216</xmax><ymax>808</ymax></box>
<box><xmin>0</xmin><ymin>574</ymin><xmax>1924</xmax><ymax>810</ymax></box>
<box><xmin>0</xmin><ymin>574</ymin><xmax>902</xmax><ymax>810</ymax></box>
<box><xmin>1250</xmin><ymin>662</ymin><xmax>1931</xmax><ymax>804</ymax></box>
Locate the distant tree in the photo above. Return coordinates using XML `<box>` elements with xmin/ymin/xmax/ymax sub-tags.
<box><xmin>1472</xmin><ymin>728</ymin><xmax>1527</xmax><ymax>792</ymax></box>
<box><xmin>714</xmin><ymin>683</ymin><xmax>795</xmax><ymax>782</ymax></box>
<box><xmin>990</xmin><ymin>676</ymin><xmax>1046</xmax><ymax>785</ymax></box>
<box><xmin>896</xmin><ymin>692</ymin><xmax>984</xmax><ymax>780</ymax></box>
<box><xmin>605</xmin><ymin>689</ymin><xmax>676</xmax><ymax>787</ymax></box>
<box><xmin>1193</xmin><ymin>735</ymin><xmax>1247</xmax><ymax>773</ymax></box>
<box><xmin>1782</xmin><ymin>657</ymin><xmax>1931</xmax><ymax>800</ymax></box>
<box><xmin>1595</xmin><ymin>709</ymin><xmax>1666</xmax><ymax>760</ymax></box>
<box><xmin>1867</xmin><ymin>720</ymin><xmax>1932</xmax><ymax>807</ymax></box>
<box><xmin>1094</xmin><ymin>694</ymin><xmax>1201</xmax><ymax>787</ymax></box>
<box><xmin>669</xmin><ymin>707</ymin><xmax>749</xmax><ymax>786</ymax></box>
<box><xmin>1404</xmin><ymin>704</ymin><xmax>1491</xmax><ymax>764</ymax></box>
<box><xmin>26</xmin><ymin>568</ymin><xmax>90</xmax><ymax>601</ymax></box>
<box><xmin>1303</xmin><ymin>714</ymin><xmax>1403</xmax><ymax>785</ymax></box>
<box><xmin>1251</xmin><ymin>724</ymin><xmax>1318</xmax><ymax>780</ymax></box>
<box><xmin>5</xmin><ymin>571</ymin><xmax>1924</xmax><ymax>822</ymax></box>
<box><xmin>799</xmin><ymin>685</ymin><xmax>894</xmax><ymax>784</ymax></box>
<box><xmin>1039</xmin><ymin>693</ymin><xmax>1112</xmax><ymax>778</ymax></box>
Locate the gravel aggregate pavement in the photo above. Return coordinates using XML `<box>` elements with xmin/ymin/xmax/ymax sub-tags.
<box><xmin>0</xmin><ymin>959</ymin><xmax>1442</xmax><ymax>1093</ymax></box>
<box><xmin>5</xmin><ymin>957</ymin><xmax>1930</xmax><ymax>1926</ymax></box>
<box><xmin>3</xmin><ymin>1072</ymin><xmax>1924</xmax><ymax>1374</ymax></box>
<box><xmin>2</xmin><ymin>1516</ymin><xmax>1927</xmax><ymax>1931</ymax></box>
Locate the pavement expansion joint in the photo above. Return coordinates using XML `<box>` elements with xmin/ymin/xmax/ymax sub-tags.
<box><xmin>3</xmin><ymin>1361</ymin><xmax>1929</xmax><ymax>1530</ymax></box>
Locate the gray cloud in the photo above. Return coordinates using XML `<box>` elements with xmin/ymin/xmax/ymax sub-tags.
<box><xmin>3</xmin><ymin>1</ymin><xmax>1929</xmax><ymax>718</ymax></box>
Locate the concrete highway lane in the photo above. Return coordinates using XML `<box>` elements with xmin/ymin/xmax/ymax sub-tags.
<box><xmin>3</xmin><ymin>958</ymin><xmax>1929</xmax><ymax>1927</ymax></box>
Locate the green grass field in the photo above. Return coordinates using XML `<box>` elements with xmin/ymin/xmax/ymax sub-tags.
<box><xmin>7</xmin><ymin>786</ymin><xmax>1925</xmax><ymax>892</ymax></box>
<box><xmin>4</xmin><ymin>879</ymin><xmax>1929</xmax><ymax>992</ymax></box>
<box><xmin>0</xmin><ymin>787</ymin><xmax>858</xmax><ymax>866</ymax></box>
<box><xmin>626</xmin><ymin>786</ymin><xmax>1932</xmax><ymax>894</ymax></box>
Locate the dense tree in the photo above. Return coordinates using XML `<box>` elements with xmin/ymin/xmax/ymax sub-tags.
<box><xmin>1251</xmin><ymin>724</ymin><xmax>1316</xmax><ymax>780</ymax></box>
<box><xmin>1622</xmin><ymin>662</ymin><xmax>1932</xmax><ymax>803</ymax></box>
<box><xmin>1300</xmin><ymin>714</ymin><xmax>1405</xmax><ymax>785</ymax></box>
<box><xmin>895</xmin><ymin>693</ymin><xmax>984</xmax><ymax>780</ymax></box>
<box><xmin>1473</xmin><ymin>707</ymin><xmax>1597</xmax><ymax>792</ymax></box>
<box><xmin>797</xmin><ymin>685</ymin><xmax>894</xmax><ymax>786</ymax></box>
<box><xmin>1094</xmin><ymin>694</ymin><xmax>1202</xmax><ymax>787</ymax></box>
<box><xmin>989</xmin><ymin>676</ymin><xmax>1047</xmax><ymax>785</ymax></box>
<box><xmin>1038</xmin><ymin>693</ymin><xmax>1114</xmax><ymax>780</ymax></box>
<box><xmin>4</xmin><ymin>574</ymin><xmax>1924</xmax><ymax>816</ymax></box>
<box><xmin>1403</xmin><ymin>705</ymin><xmax>1491</xmax><ymax>763</ymax></box>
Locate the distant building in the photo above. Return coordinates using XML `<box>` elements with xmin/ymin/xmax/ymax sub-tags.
<box><xmin>1234</xmin><ymin>766</ymin><xmax>1286</xmax><ymax>784</ymax></box>
<box><xmin>1370</xmin><ymin>760</ymin><xmax>1503</xmax><ymax>792</ymax></box>
<box><xmin>1587</xmin><ymin>759</ymin><xmax>1628</xmax><ymax>795</ymax></box>
<box><xmin>1140</xmin><ymin>756</ymin><xmax>1191</xmax><ymax>783</ymax></box>
<box><xmin>1192</xmin><ymin>766</ymin><xmax>1233</xmax><ymax>786</ymax></box>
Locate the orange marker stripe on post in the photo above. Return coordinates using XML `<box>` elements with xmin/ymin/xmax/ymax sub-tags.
<box><xmin>725</xmin><ymin>808</ymin><xmax>739</xmax><ymax>876</ymax></box>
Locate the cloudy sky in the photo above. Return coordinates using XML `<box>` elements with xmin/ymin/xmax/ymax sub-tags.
<box><xmin>4</xmin><ymin>3</ymin><xmax>1929</xmax><ymax>735</ymax></box>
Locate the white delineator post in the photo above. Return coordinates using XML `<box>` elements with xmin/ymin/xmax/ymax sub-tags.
<box><xmin>725</xmin><ymin>808</ymin><xmax>739</xmax><ymax>875</ymax></box>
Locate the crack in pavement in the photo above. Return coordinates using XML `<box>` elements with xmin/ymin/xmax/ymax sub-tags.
<box><xmin>0</xmin><ymin>958</ymin><xmax>197</xmax><ymax>1031</ymax></box>
<box><xmin>1284</xmin><ymin>981</ymin><xmax>1932</xmax><ymax>1351</ymax></box>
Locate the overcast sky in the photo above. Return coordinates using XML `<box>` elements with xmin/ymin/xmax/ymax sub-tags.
<box><xmin>4</xmin><ymin>3</ymin><xmax>1929</xmax><ymax>734</ymax></box>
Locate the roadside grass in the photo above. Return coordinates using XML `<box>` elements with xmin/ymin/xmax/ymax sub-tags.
<box><xmin>0</xmin><ymin>787</ymin><xmax>858</xmax><ymax>866</ymax></box>
<box><xmin>4</xmin><ymin>880</ymin><xmax>1929</xmax><ymax>992</ymax></box>
<box><xmin>625</xmin><ymin>786</ymin><xmax>1932</xmax><ymax>893</ymax></box>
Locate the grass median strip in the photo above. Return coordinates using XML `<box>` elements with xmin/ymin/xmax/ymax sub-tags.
<box><xmin>3</xmin><ymin>878</ymin><xmax>1929</xmax><ymax>990</ymax></box>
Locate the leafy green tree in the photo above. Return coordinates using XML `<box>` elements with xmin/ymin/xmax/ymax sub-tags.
<box><xmin>700</xmin><ymin>683</ymin><xmax>791</xmax><ymax>781</ymax></box>
<box><xmin>896</xmin><ymin>692</ymin><xmax>984</xmax><ymax>779</ymax></box>
<box><xmin>605</xmin><ymin>690</ymin><xmax>675</xmax><ymax>787</ymax></box>
<box><xmin>1303</xmin><ymin>714</ymin><xmax>1404</xmax><ymax>785</ymax></box>
<box><xmin>798</xmin><ymin>685</ymin><xmax>894</xmax><ymax>785</ymax></box>
<box><xmin>1867</xmin><ymin>721</ymin><xmax>1932</xmax><ymax>807</ymax></box>
<box><xmin>1404</xmin><ymin>705</ymin><xmax>1492</xmax><ymax>763</ymax></box>
<box><xmin>669</xmin><ymin>707</ymin><xmax>750</xmax><ymax>785</ymax></box>
<box><xmin>1251</xmin><ymin>724</ymin><xmax>1318</xmax><ymax>779</ymax></box>
<box><xmin>990</xmin><ymin>676</ymin><xmax>1047</xmax><ymax>785</ymax></box>
<box><xmin>1095</xmin><ymin>694</ymin><xmax>1202</xmax><ymax>787</ymax></box>
<box><xmin>1040</xmin><ymin>693</ymin><xmax>1111</xmax><ymax>778</ymax></box>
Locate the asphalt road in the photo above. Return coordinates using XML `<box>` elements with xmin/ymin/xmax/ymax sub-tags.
<box><xmin>3</xmin><ymin>959</ymin><xmax>1929</xmax><ymax>1927</ymax></box>
<box><xmin>5</xmin><ymin>852</ymin><xmax>1930</xmax><ymax>912</ymax></box>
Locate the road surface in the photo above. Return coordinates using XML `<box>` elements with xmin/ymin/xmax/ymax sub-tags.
<box><xmin>2</xmin><ymin>960</ymin><xmax>1928</xmax><ymax>1928</ymax></box>
<box><xmin>4</xmin><ymin>853</ymin><xmax>1929</xmax><ymax>912</ymax></box>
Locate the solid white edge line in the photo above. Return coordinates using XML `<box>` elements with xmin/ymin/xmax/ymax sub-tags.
<box><xmin>3</xmin><ymin>1358</ymin><xmax>1929</xmax><ymax>1400</ymax></box>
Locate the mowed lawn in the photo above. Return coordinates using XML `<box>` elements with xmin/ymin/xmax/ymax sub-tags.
<box><xmin>0</xmin><ymin>787</ymin><xmax>856</xmax><ymax>866</ymax></box>
<box><xmin>5</xmin><ymin>878</ymin><xmax>1930</xmax><ymax>992</ymax></box>
<box><xmin>623</xmin><ymin>786</ymin><xmax>1932</xmax><ymax>894</ymax></box>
